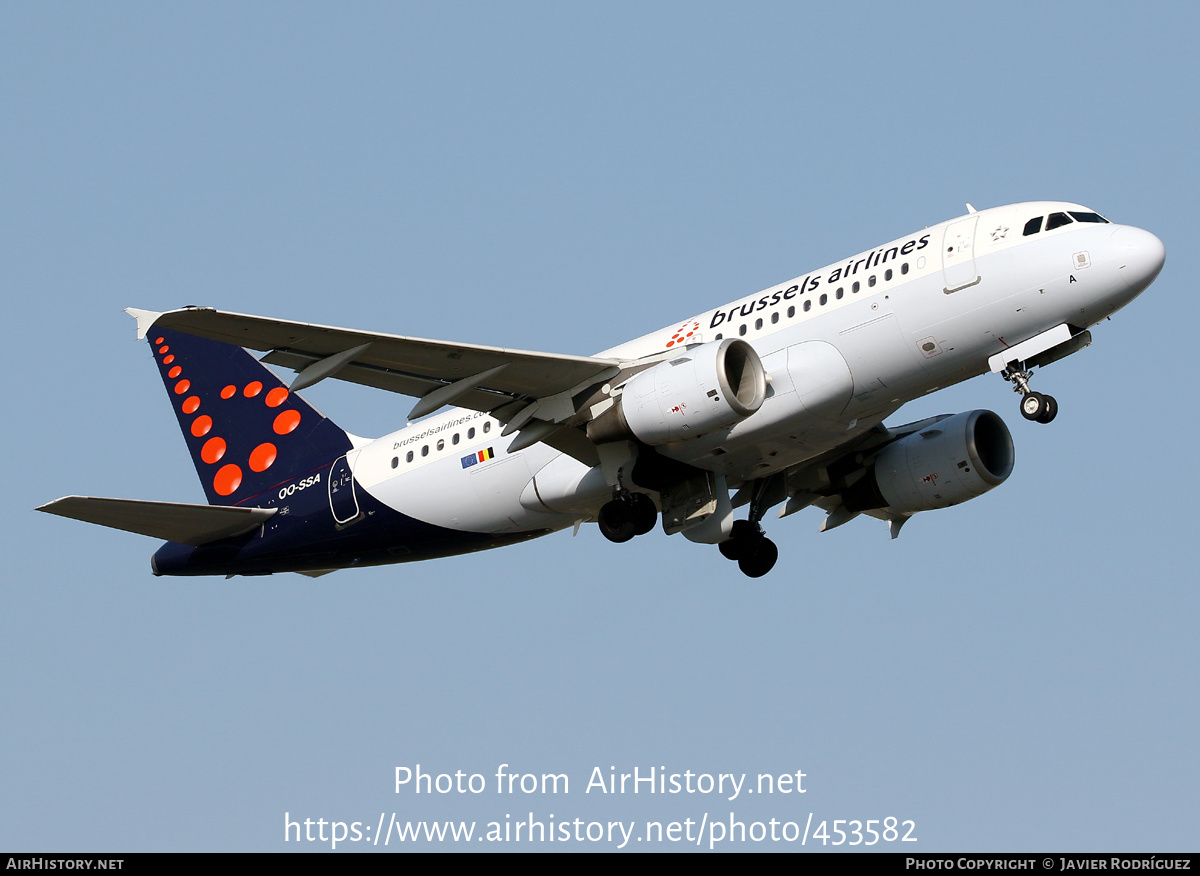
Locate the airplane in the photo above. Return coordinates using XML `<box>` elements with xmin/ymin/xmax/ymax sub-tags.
<box><xmin>38</xmin><ymin>201</ymin><xmax>1165</xmax><ymax>578</ymax></box>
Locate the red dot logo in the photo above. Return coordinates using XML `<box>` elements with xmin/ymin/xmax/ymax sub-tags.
<box><xmin>265</xmin><ymin>387</ymin><xmax>289</xmax><ymax>408</ymax></box>
<box><xmin>163</xmin><ymin>355</ymin><xmax>175</xmax><ymax>365</ymax></box>
<box><xmin>190</xmin><ymin>415</ymin><xmax>213</xmax><ymax>437</ymax></box>
<box><xmin>181</xmin><ymin>396</ymin><xmax>200</xmax><ymax>415</ymax></box>
<box><xmin>273</xmin><ymin>410</ymin><xmax>301</xmax><ymax>435</ymax></box>
<box><xmin>174</xmin><ymin>379</ymin><xmax>190</xmax><ymax>395</ymax></box>
<box><xmin>243</xmin><ymin>381</ymin><xmax>263</xmax><ymax>398</ymax></box>
<box><xmin>168</xmin><ymin>366</ymin><xmax>182</xmax><ymax>379</ymax></box>
<box><xmin>213</xmin><ymin>464</ymin><xmax>242</xmax><ymax>496</ymax></box>
<box><xmin>220</xmin><ymin>385</ymin><xmax>236</xmax><ymax>399</ymax></box>
<box><xmin>201</xmin><ymin>437</ymin><xmax>226</xmax><ymax>464</ymax></box>
<box><xmin>158</xmin><ymin>345</ymin><xmax>169</xmax><ymax>355</ymax></box>
<box><xmin>666</xmin><ymin>320</ymin><xmax>700</xmax><ymax>348</ymax></box>
<box><xmin>249</xmin><ymin>442</ymin><xmax>277</xmax><ymax>472</ymax></box>
<box><xmin>155</xmin><ymin>337</ymin><xmax>164</xmax><ymax>345</ymax></box>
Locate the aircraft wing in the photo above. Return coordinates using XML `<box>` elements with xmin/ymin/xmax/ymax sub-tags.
<box><xmin>129</xmin><ymin>307</ymin><xmax>623</xmax><ymax>426</ymax></box>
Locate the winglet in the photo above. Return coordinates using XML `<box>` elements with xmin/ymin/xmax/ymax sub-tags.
<box><xmin>125</xmin><ymin>307</ymin><xmax>163</xmax><ymax>340</ymax></box>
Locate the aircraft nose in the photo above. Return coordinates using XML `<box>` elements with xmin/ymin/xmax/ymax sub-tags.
<box><xmin>1112</xmin><ymin>225</ymin><xmax>1165</xmax><ymax>293</ymax></box>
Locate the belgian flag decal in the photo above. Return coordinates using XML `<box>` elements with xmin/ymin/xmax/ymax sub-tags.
<box><xmin>460</xmin><ymin>447</ymin><xmax>494</xmax><ymax>469</ymax></box>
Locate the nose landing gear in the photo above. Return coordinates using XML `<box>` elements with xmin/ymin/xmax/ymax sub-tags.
<box><xmin>1019</xmin><ymin>391</ymin><xmax>1057</xmax><ymax>423</ymax></box>
<box><xmin>1003</xmin><ymin>365</ymin><xmax>1058</xmax><ymax>424</ymax></box>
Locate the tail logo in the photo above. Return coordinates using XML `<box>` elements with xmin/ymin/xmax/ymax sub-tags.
<box><xmin>154</xmin><ymin>336</ymin><xmax>302</xmax><ymax>498</ymax></box>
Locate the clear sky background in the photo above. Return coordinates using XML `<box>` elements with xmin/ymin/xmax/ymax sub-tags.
<box><xmin>3</xmin><ymin>2</ymin><xmax>1196</xmax><ymax>852</ymax></box>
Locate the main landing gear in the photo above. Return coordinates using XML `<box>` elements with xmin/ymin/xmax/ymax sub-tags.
<box><xmin>718</xmin><ymin>520</ymin><xmax>779</xmax><ymax>578</ymax></box>
<box><xmin>1002</xmin><ymin>365</ymin><xmax>1058</xmax><ymax>424</ymax></box>
<box><xmin>597</xmin><ymin>491</ymin><xmax>658</xmax><ymax>543</ymax></box>
<box><xmin>720</xmin><ymin>472</ymin><xmax>782</xmax><ymax>578</ymax></box>
<box><xmin>598</xmin><ymin>483</ymin><xmax>780</xmax><ymax>579</ymax></box>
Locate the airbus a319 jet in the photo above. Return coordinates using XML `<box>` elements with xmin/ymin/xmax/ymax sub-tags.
<box><xmin>40</xmin><ymin>202</ymin><xmax>1165</xmax><ymax>577</ymax></box>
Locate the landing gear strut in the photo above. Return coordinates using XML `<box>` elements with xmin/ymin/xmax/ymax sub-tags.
<box><xmin>1002</xmin><ymin>365</ymin><xmax>1058</xmax><ymax>424</ymax></box>
<box><xmin>598</xmin><ymin>492</ymin><xmax>658</xmax><ymax>543</ymax></box>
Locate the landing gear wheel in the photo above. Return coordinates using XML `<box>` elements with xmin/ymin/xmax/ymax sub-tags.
<box><xmin>1036</xmin><ymin>394</ymin><xmax>1058</xmax><ymax>424</ymax></box>
<box><xmin>629</xmin><ymin>493</ymin><xmax>658</xmax><ymax>536</ymax></box>
<box><xmin>598</xmin><ymin>500</ymin><xmax>636</xmax><ymax>543</ymax></box>
<box><xmin>719</xmin><ymin>520</ymin><xmax>759</xmax><ymax>561</ymax></box>
<box><xmin>1020</xmin><ymin>391</ymin><xmax>1048</xmax><ymax>421</ymax></box>
<box><xmin>738</xmin><ymin>537</ymin><xmax>778</xmax><ymax>578</ymax></box>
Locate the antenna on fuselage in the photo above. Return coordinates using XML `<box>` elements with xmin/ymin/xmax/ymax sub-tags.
<box><xmin>966</xmin><ymin>203</ymin><xmax>977</xmax><ymax>213</ymax></box>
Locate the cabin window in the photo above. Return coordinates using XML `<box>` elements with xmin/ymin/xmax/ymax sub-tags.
<box><xmin>787</xmin><ymin>305</ymin><xmax>795</xmax><ymax>318</ymax></box>
<box><xmin>421</xmin><ymin>445</ymin><xmax>429</xmax><ymax>457</ymax></box>
<box><xmin>884</xmin><ymin>269</ymin><xmax>893</xmax><ymax>281</ymax></box>
<box><xmin>483</xmin><ymin>421</ymin><xmax>491</xmax><ymax>433</ymax></box>
<box><xmin>715</xmin><ymin>333</ymin><xmax>723</xmax><ymax>340</ymax></box>
<box><xmin>771</xmin><ymin>311</ymin><xmax>779</xmax><ymax>324</ymax></box>
<box><xmin>1023</xmin><ymin>216</ymin><xmax>1043</xmax><ymax>236</ymax></box>
<box><xmin>468</xmin><ymin>427</ymin><xmax>475</xmax><ymax>439</ymax></box>
<box><xmin>391</xmin><ymin>456</ymin><xmax>398</xmax><ymax>468</ymax></box>
<box><xmin>836</xmin><ymin>286</ymin><xmax>844</xmax><ymax>299</ymax></box>
<box><xmin>755</xmin><ymin>317</ymin><xmax>763</xmax><ymax>330</ymax></box>
<box><xmin>437</xmin><ymin>439</ymin><xmax>444</xmax><ymax>451</ymax></box>
<box><xmin>852</xmin><ymin>281</ymin><xmax>860</xmax><ymax>293</ymax></box>
<box><xmin>452</xmin><ymin>433</ymin><xmax>460</xmax><ymax>445</ymax></box>
<box><xmin>739</xmin><ymin>324</ymin><xmax>747</xmax><ymax>336</ymax></box>
<box><xmin>868</xmin><ymin>275</ymin><xmax>877</xmax><ymax>287</ymax></box>
<box><xmin>1046</xmin><ymin>212</ymin><xmax>1073</xmax><ymax>231</ymax></box>
<box><xmin>803</xmin><ymin>300</ymin><xmax>812</xmax><ymax>312</ymax></box>
<box><xmin>406</xmin><ymin>450</ymin><xmax>414</xmax><ymax>463</ymax></box>
<box><xmin>901</xmin><ymin>262</ymin><xmax>909</xmax><ymax>274</ymax></box>
<box><xmin>819</xmin><ymin>293</ymin><xmax>827</xmax><ymax>306</ymax></box>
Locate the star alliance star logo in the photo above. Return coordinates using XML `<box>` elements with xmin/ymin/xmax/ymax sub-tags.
<box><xmin>991</xmin><ymin>225</ymin><xmax>1009</xmax><ymax>241</ymax></box>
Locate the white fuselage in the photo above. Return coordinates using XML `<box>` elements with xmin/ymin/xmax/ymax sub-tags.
<box><xmin>345</xmin><ymin>202</ymin><xmax>1161</xmax><ymax>535</ymax></box>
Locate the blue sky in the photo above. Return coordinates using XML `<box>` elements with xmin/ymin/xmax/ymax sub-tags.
<box><xmin>3</xmin><ymin>2</ymin><xmax>1196</xmax><ymax>851</ymax></box>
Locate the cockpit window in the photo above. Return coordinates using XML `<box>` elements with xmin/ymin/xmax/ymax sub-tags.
<box><xmin>1069</xmin><ymin>211</ymin><xmax>1108</xmax><ymax>224</ymax></box>
<box><xmin>1045</xmin><ymin>212</ymin><xmax>1074</xmax><ymax>231</ymax></box>
<box><xmin>1023</xmin><ymin>216</ymin><xmax>1043</xmax><ymax>236</ymax></box>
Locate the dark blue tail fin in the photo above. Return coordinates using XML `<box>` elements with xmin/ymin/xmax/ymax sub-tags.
<box><xmin>147</xmin><ymin>326</ymin><xmax>352</xmax><ymax>506</ymax></box>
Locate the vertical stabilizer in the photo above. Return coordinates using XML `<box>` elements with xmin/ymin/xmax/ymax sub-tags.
<box><xmin>145</xmin><ymin>324</ymin><xmax>352</xmax><ymax>506</ymax></box>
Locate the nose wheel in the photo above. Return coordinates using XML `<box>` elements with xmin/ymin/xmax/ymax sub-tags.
<box><xmin>1003</xmin><ymin>365</ymin><xmax>1059</xmax><ymax>425</ymax></box>
<box><xmin>1019</xmin><ymin>391</ymin><xmax>1058</xmax><ymax>424</ymax></box>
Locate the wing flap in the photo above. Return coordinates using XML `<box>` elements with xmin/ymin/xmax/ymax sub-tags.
<box><xmin>38</xmin><ymin>496</ymin><xmax>276</xmax><ymax>546</ymax></box>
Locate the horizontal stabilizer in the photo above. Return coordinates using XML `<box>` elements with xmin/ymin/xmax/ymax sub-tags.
<box><xmin>38</xmin><ymin>496</ymin><xmax>276</xmax><ymax>546</ymax></box>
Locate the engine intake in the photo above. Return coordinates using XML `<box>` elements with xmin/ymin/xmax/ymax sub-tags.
<box><xmin>588</xmin><ymin>338</ymin><xmax>767</xmax><ymax>446</ymax></box>
<box><xmin>842</xmin><ymin>410</ymin><xmax>1015</xmax><ymax>513</ymax></box>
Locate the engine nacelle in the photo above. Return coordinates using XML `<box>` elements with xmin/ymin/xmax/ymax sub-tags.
<box><xmin>844</xmin><ymin>410</ymin><xmax>1015</xmax><ymax>513</ymax></box>
<box><xmin>588</xmin><ymin>339</ymin><xmax>767</xmax><ymax>446</ymax></box>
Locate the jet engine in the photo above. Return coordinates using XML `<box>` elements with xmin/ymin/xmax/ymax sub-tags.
<box><xmin>588</xmin><ymin>338</ymin><xmax>767</xmax><ymax>446</ymax></box>
<box><xmin>841</xmin><ymin>410</ymin><xmax>1015</xmax><ymax>513</ymax></box>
